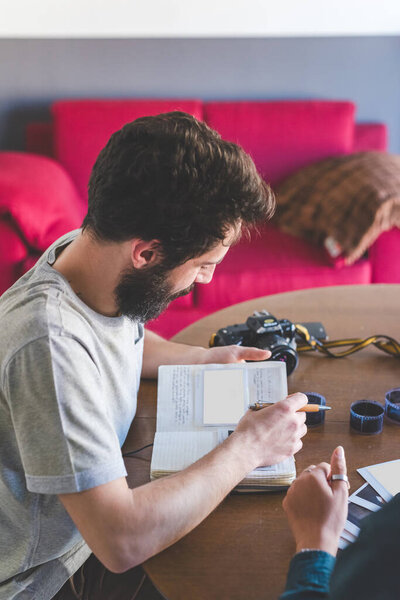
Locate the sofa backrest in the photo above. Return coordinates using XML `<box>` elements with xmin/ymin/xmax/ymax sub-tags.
<box><xmin>205</xmin><ymin>101</ymin><xmax>356</xmax><ymax>185</ymax></box>
<box><xmin>51</xmin><ymin>99</ymin><xmax>204</xmax><ymax>202</ymax></box>
<box><xmin>25</xmin><ymin>99</ymin><xmax>388</xmax><ymax>203</ymax></box>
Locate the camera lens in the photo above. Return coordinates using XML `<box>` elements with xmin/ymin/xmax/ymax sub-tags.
<box><xmin>269</xmin><ymin>346</ymin><xmax>298</xmax><ymax>376</ymax></box>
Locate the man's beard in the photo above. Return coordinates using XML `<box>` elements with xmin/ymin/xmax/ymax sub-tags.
<box><xmin>114</xmin><ymin>263</ymin><xmax>194</xmax><ymax>323</ymax></box>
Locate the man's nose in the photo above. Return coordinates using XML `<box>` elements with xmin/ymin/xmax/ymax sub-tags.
<box><xmin>195</xmin><ymin>265</ymin><xmax>216</xmax><ymax>284</ymax></box>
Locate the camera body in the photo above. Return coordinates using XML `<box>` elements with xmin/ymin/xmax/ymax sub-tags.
<box><xmin>210</xmin><ymin>310</ymin><xmax>299</xmax><ymax>375</ymax></box>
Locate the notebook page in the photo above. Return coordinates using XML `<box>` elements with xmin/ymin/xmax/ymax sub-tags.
<box><xmin>247</xmin><ymin>362</ymin><xmax>287</xmax><ymax>404</ymax></box>
<box><xmin>156</xmin><ymin>362</ymin><xmax>287</xmax><ymax>433</ymax></box>
<box><xmin>151</xmin><ymin>431</ymin><xmax>218</xmax><ymax>474</ymax></box>
<box><xmin>157</xmin><ymin>365</ymin><xmax>196</xmax><ymax>432</ymax></box>
<box><xmin>251</xmin><ymin>456</ymin><xmax>296</xmax><ymax>475</ymax></box>
<box><xmin>217</xmin><ymin>429</ymin><xmax>295</xmax><ymax>476</ymax></box>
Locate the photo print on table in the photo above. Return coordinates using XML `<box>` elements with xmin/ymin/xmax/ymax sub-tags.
<box><xmin>358</xmin><ymin>459</ymin><xmax>400</xmax><ymax>503</ymax></box>
<box><xmin>345</xmin><ymin>501</ymin><xmax>373</xmax><ymax>537</ymax></box>
<box><xmin>349</xmin><ymin>482</ymin><xmax>386</xmax><ymax>512</ymax></box>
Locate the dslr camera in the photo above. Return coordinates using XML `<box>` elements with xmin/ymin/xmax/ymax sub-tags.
<box><xmin>210</xmin><ymin>310</ymin><xmax>326</xmax><ymax>376</ymax></box>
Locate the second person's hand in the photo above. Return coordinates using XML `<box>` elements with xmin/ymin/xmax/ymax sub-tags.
<box><xmin>283</xmin><ymin>446</ymin><xmax>349</xmax><ymax>557</ymax></box>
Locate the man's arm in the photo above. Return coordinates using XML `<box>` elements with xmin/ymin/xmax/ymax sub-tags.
<box><xmin>141</xmin><ymin>328</ymin><xmax>271</xmax><ymax>378</ymax></box>
<box><xmin>59</xmin><ymin>393</ymin><xmax>307</xmax><ymax>573</ymax></box>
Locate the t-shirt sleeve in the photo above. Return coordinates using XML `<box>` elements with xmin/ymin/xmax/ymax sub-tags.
<box><xmin>4</xmin><ymin>335</ymin><xmax>127</xmax><ymax>494</ymax></box>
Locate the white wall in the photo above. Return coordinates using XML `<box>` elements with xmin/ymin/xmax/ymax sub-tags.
<box><xmin>1</xmin><ymin>37</ymin><xmax>399</xmax><ymax>153</ymax></box>
<box><xmin>1</xmin><ymin>0</ymin><xmax>400</xmax><ymax>37</ymax></box>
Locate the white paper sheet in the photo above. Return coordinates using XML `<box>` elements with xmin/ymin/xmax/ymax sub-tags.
<box><xmin>358</xmin><ymin>458</ymin><xmax>400</xmax><ymax>502</ymax></box>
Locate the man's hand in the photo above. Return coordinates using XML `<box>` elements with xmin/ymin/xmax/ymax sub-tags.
<box><xmin>282</xmin><ymin>446</ymin><xmax>349</xmax><ymax>557</ymax></box>
<box><xmin>228</xmin><ymin>393</ymin><xmax>308</xmax><ymax>468</ymax></box>
<box><xmin>142</xmin><ymin>329</ymin><xmax>271</xmax><ymax>378</ymax></box>
<box><xmin>200</xmin><ymin>345</ymin><xmax>271</xmax><ymax>364</ymax></box>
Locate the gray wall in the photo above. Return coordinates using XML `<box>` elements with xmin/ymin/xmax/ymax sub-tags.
<box><xmin>1</xmin><ymin>37</ymin><xmax>399</xmax><ymax>152</ymax></box>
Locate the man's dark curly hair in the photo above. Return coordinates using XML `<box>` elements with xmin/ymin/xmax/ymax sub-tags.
<box><xmin>83</xmin><ymin>111</ymin><xmax>274</xmax><ymax>268</ymax></box>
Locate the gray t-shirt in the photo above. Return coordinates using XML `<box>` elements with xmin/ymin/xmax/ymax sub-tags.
<box><xmin>0</xmin><ymin>231</ymin><xmax>144</xmax><ymax>599</ymax></box>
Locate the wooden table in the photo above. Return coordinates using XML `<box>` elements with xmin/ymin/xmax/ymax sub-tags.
<box><xmin>123</xmin><ymin>284</ymin><xmax>400</xmax><ymax>600</ymax></box>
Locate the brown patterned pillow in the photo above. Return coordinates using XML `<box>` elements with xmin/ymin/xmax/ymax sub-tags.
<box><xmin>273</xmin><ymin>152</ymin><xmax>400</xmax><ymax>264</ymax></box>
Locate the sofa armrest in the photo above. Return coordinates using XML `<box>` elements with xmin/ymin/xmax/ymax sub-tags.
<box><xmin>353</xmin><ymin>123</ymin><xmax>387</xmax><ymax>152</ymax></box>
<box><xmin>369</xmin><ymin>228</ymin><xmax>400</xmax><ymax>283</ymax></box>
<box><xmin>0</xmin><ymin>152</ymin><xmax>86</xmax><ymax>293</ymax></box>
<box><xmin>0</xmin><ymin>152</ymin><xmax>85</xmax><ymax>249</ymax></box>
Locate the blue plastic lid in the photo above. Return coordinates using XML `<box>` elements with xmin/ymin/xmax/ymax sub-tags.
<box><xmin>385</xmin><ymin>388</ymin><xmax>400</xmax><ymax>424</ymax></box>
<box><xmin>304</xmin><ymin>392</ymin><xmax>326</xmax><ymax>427</ymax></box>
<box><xmin>350</xmin><ymin>400</ymin><xmax>384</xmax><ymax>435</ymax></box>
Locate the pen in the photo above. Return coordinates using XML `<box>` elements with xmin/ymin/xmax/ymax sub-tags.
<box><xmin>249</xmin><ymin>403</ymin><xmax>331</xmax><ymax>413</ymax></box>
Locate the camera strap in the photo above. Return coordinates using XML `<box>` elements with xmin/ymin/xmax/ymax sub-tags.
<box><xmin>295</xmin><ymin>324</ymin><xmax>400</xmax><ymax>359</ymax></box>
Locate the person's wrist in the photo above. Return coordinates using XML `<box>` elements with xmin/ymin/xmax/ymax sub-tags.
<box><xmin>181</xmin><ymin>345</ymin><xmax>208</xmax><ymax>364</ymax></box>
<box><xmin>295</xmin><ymin>532</ymin><xmax>340</xmax><ymax>557</ymax></box>
<box><xmin>223</xmin><ymin>429</ymin><xmax>259</xmax><ymax>473</ymax></box>
<box><xmin>195</xmin><ymin>346</ymin><xmax>214</xmax><ymax>363</ymax></box>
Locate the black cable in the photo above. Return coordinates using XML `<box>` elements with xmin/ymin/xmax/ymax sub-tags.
<box><xmin>123</xmin><ymin>443</ymin><xmax>153</xmax><ymax>458</ymax></box>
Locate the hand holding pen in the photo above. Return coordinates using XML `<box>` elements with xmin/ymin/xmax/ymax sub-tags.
<box><xmin>233</xmin><ymin>393</ymin><xmax>308</xmax><ymax>468</ymax></box>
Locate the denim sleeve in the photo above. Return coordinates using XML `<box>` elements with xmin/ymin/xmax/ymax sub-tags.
<box><xmin>279</xmin><ymin>551</ymin><xmax>336</xmax><ymax>599</ymax></box>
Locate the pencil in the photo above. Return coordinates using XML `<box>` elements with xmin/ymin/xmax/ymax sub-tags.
<box><xmin>249</xmin><ymin>402</ymin><xmax>331</xmax><ymax>413</ymax></box>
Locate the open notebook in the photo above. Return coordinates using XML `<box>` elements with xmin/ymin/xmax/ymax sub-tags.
<box><xmin>150</xmin><ymin>362</ymin><xmax>296</xmax><ymax>492</ymax></box>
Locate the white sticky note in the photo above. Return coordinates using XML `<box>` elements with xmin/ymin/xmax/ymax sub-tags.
<box><xmin>203</xmin><ymin>369</ymin><xmax>245</xmax><ymax>425</ymax></box>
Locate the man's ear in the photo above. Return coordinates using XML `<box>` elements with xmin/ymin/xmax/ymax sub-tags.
<box><xmin>130</xmin><ymin>239</ymin><xmax>162</xmax><ymax>269</ymax></box>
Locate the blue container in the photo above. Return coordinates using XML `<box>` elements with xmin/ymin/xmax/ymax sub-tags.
<box><xmin>350</xmin><ymin>400</ymin><xmax>384</xmax><ymax>435</ymax></box>
<box><xmin>385</xmin><ymin>388</ymin><xmax>400</xmax><ymax>424</ymax></box>
<box><xmin>304</xmin><ymin>392</ymin><xmax>326</xmax><ymax>427</ymax></box>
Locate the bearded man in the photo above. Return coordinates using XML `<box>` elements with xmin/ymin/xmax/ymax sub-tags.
<box><xmin>0</xmin><ymin>112</ymin><xmax>307</xmax><ymax>600</ymax></box>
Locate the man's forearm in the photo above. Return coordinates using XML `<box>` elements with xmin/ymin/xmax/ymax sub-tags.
<box><xmin>141</xmin><ymin>329</ymin><xmax>269</xmax><ymax>378</ymax></box>
<box><xmin>60</xmin><ymin>396</ymin><xmax>305</xmax><ymax>573</ymax></box>
<box><xmin>141</xmin><ymin>329</ymin><xmax>207</xmax><ymax>378</ymax></box>
<box><xmin>119</xmin><ymin>434</ymin><xmax>253</xmax><ymax>568</ymax></box>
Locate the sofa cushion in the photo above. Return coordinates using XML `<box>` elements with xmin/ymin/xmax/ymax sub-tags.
<box><xmin>368</xmin><ymin>228</ymin><xmax>400</xmax><ymax>284</ymax></box>
<box><xmin>194</xmin><ymin>224</ymin><xmax>371</xmax><ymax>311</ymax></box>
<box><xmin>0</xmin><ymin>152</ymin><xmax>85</xmax><ymax>252</ymax></box>
<box><xmin>273</xmin><ymin>152</ymin><xmax>400</xmax><ymax>265</ymax></box>
<box><xmin>52</xmin><ymin>100</ymin><xmax>204</xmax><ymax>201</ymax></box>
<box><xmin>204</xmin><ymin>101</ymin><xmax>355</xmax><ymax>186</ymax></box>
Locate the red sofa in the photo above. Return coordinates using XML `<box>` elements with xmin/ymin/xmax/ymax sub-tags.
<box><xmin>1</xmin><ymin>99</ymin><xmax>399</xmax><ymax>338</ymax></box>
